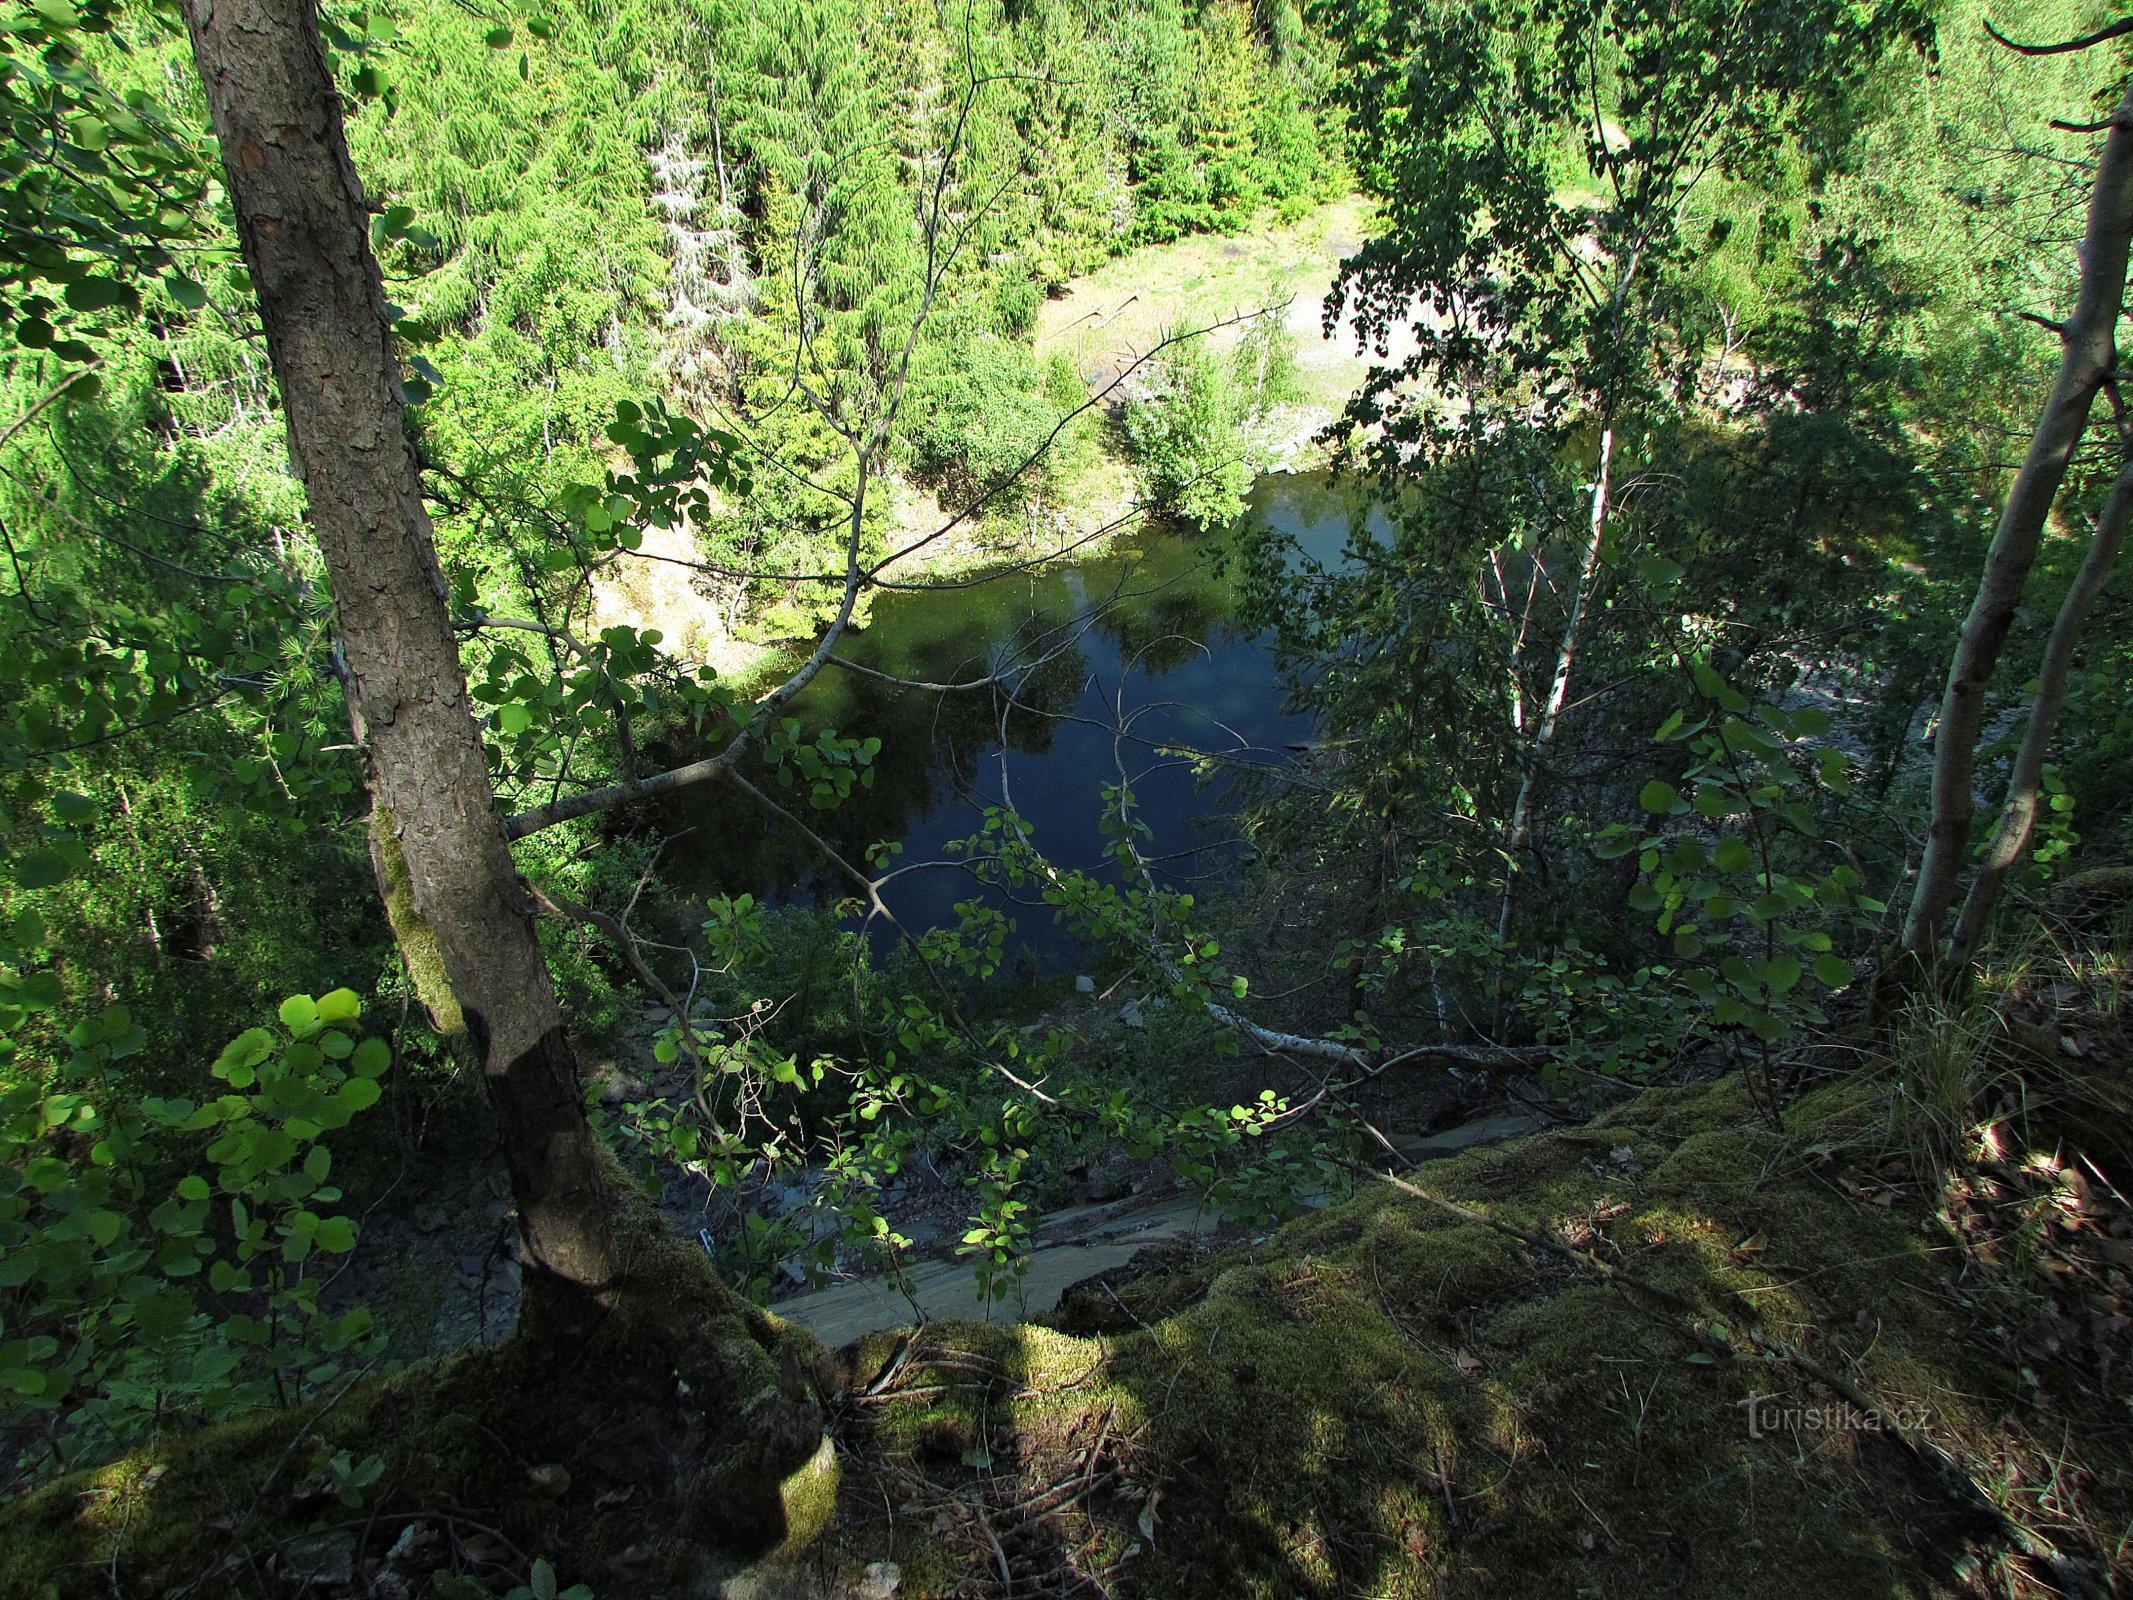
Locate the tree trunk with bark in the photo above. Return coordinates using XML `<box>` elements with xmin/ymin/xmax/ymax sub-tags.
<box><xmin>1901</xmin><ymin>82</ymin><xmax>2133</xmax><ymax>968</ymax></box>
<box><xmin>1498</xmin><ymin>426</ymin><xmax>1612</xmax><ymax>942</ymax></box>
<box><xmin>1948</xmin><ymin>449</ymin><xmax>2133</xmax><ymax>969</ymax></box>
<box><xmin>181</xmin><ymin>0</ymin><xmax>620</xmax><ymax>1332</ymax></box>
<box><xmin>182</xmin><ymin>0</ymin><xmax>832</xmax><ymax>1543</ymax></box>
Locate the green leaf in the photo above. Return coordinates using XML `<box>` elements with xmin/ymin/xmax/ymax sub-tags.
<box><xmin>176</xmin><ymin>1175</ymin><xmax>210</xmax><ymax>1201</ymax></box>
<box><xmin>63</xmin><ymin>276</ymin><xmax>138</xmax><ymax>314</ymax></box>
<box><xmin>316</xmin><ymin>988</ymin><xmax>361</xmax><ymax>1026</ymax></box>
<box><xmin>1637</xmin><ymin>553</ymin><xmax>1685</xmax><ymax>587</ymax></box>
<box><xmin>279</xmin><ymin>994</ymin><xmax>320</xmax><ymax>1035</ymax></box>
<box><xmin>166</xmin><ymin>274</ymin><xmax>208</xmax><ymax>310</ymax></box>
<box><xmin>337</xmin><ymin>1078</ymin><xmax>382</xmax><ymax>1115</ymax></box>
<box><xmin>209</xmin><ymin>1260</ymin><xmax>250</xmax><ymax>1294</ymax></box>
<box><xmin>315</xmin><ymin>1216</ymin><xmax>357</xmax><ymax>1253</ymax></box>
<box><xmin>484</xmin><ymin>24</ymin><xmax>513</xmax><ymax>46</ymax></box>
<box><xmin>1813</xmin><ymin>954</ymin><xmax>1854</xmax><ymax>990</ymax></box>
<box><xmin>1638</xmin><ymin>780</ymin><xmax>1681</xmax><ymax>815</ymax></box>
<box><xmin>15</xmin><ymin>850</ymin><xmax>74</xmax><ymax>890</ymax></box>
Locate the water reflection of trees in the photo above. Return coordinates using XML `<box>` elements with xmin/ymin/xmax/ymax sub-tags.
<box><xmin>647</xmin><ymin>525</ymin><xmax>1259</xmax><ymax>914</ymax></box>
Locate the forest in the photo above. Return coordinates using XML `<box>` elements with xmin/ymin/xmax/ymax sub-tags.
<box><xmin>5</xmin><ymin>0</ymin><xmax>2133</xmax><ymax>1595</ymax></box>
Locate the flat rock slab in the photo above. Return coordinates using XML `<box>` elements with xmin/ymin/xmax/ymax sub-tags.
<box><xmin>771</xmin><ymin>1189</ymin><xmax>1219</xmax><ymax>1349</ymax></box>
<box><xmin>771</xmin><ymin>1111</ymin><xmax>1549</xmax><ymax>1348</ymax></box>
<box><xmin>1397</xmin><ymin>1111</ymin><xmax>1545</xmax><ymax>1159</ymax></box>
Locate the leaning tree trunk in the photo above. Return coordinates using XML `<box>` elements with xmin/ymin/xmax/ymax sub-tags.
<box><xmin>182</xmin><ymin>0</ymin><xmax>619</xmax><ymax>1332</ymax></box>
<box><xmin>1901</xmin><ymin>81</ymin><xmax>2133</xmax><ymax>967</ymax></box>
<box><xmin>1948</xmin><ymin>446</ymin><xmax>2133</xmax><ymax>969</ymax></box>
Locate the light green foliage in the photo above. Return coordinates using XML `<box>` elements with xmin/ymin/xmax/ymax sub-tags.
<box><xmin>1124</xmin><ymin>330</ymin><xmax>1250</xmax><ymax>529</ymax></box>
<box><xmin>763</xmin><ymin>717</ymin><xmax>879</xmax><ymax>811</ymax></box>
<box><xmin>903</xmin><ymin>337</ymin><xmax>1090</xmax><ymax>509</ymax></box>
<box><xmin>1124</xmin><ymin>312</ymin><xmax>1297</xmax><ymax>528</ymax></box>
<box><xmin>1323</xmin><ymin>0</ymin><xmax>1925</xmax><ymax>457</ymax></box>
<box><xmin>0</xmin><ymin>0</ymin><xmax>1347</xmax><ymax>1094</ymax></box>
<box><xmin>0</xmin><ymin>990</ymin><xmax>387</xmax><ymax>1482</ymax></box>
<box><xmin>0</xmin><ymin>0</ymin><xmax>211</xmax><ymax>369</ymax></box>
<box><xmin>0</xmin><ymin>375</ymin><xmax>376</xmax><ymax>1060</ymax></box>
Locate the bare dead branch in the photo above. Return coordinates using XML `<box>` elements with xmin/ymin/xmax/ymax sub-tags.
<box><xmin>1984</xmin><ymin>15</ymin><xmax>2133</xmax><ymax>57</ymax></box>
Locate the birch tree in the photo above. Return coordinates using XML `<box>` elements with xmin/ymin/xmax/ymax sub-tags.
<box><xmin>1903</xmin><ymin>43</ymin><xmax>2133</xmax><ymax>971</ymax></box>
<box><xmin>1311</xmin><ymin>0</ymin><xmax>1923</xmax><ymax>941</ymax></box>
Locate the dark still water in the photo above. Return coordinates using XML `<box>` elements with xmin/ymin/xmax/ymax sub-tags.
<box><xmin>651</xmin><ymin>472</ymin><xmax>1382</xmax><ymax>966</ymax></box>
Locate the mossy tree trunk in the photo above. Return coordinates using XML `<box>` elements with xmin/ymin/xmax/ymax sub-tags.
<box><xmin>181</xmin><ymin>0</ymin><xmax>619</xmax><ymax>1337</ymax></box>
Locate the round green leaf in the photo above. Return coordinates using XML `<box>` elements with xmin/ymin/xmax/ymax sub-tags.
<box><xmin>337</xmin><ymin>1078</ymin><xmax>382</xmax><ymax>1115</ymax></box>
<box><xmin>315</xmin><ymin>988</ymin><xmax>362</xmax><ymax>1026</ymax></box>
<box><xmin>314</xmin><ymin>1216</ymin><xmax>357</xmax><ymax>1253</ymax></box>
<box><xmin>14</xmin><ymin>850</ymin><xmax>74</xmax><ymax>890</ymax></box>
<box><xmin>63</xmin><ymin>276</ymin><xmax>139</xmax><ymax>314</ymax></box>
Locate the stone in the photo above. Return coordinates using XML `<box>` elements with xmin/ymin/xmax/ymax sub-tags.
<box><xmin>1403</xmin><ymin>1112</ymin><xmax>1545</xmax><ymax>1160</ymax></box>
<box><xmin>383</xmin><ymin>1522</ymin><xmax>441</xmax><ymax>1572</ymax></box>
<box><xmin>1119</xmin><ymin>999</ymin><xmax>1145</xmax><ymax>1029</ymax></box>
<box><xmin>412</xmin><ymin>1203</ymin><xmax>449</xmax><ymax>1234</ymax></box>
<box><xmin>280</xmin><ymin>1540</ymin><xmax>352</xmax><ymax>1591</ymax></box>
<box><xmin>899</xmin><ymin>1220</ymin><xmax>941</xmax><ymax>1251</ymax></box>
<box><xmin>1075</xmin><ymin>974</ymin><xmax>1096</xmax><ymax>994</ymax></box>
<box><xmin>856</xmin><ymin>1561</ymin><xmax>902</xmax><ymax>1598</ymax></box>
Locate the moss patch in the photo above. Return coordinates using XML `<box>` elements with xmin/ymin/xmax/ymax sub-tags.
<box><xmin>814</xmin><ymin>1074</ymin><xmax>2127</xmax><ymax>1598</ymax></box>
<box><xmin>368</xmin><ymin>807</ymin><xmax>463</xmax><ymax>1037</ymax></box>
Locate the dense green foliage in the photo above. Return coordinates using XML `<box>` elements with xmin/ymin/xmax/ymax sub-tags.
<box><xmin>7</xmin><ymin>0</ymin><xmax>2133</xmax><ymax>1560</ymax></box>
<box><xmin>1124</xmin><ymin>312</ymin><xmax>1298</xmax><ymax>528</ymax></box>
<box><xmin>2</xmin><ymin>991</ymin><xmax>388</xmax><ymax>1477</ymax></box>
<box><xmin>1230</xmin><ymin>0</ymin><xmax>2129</xmax><ymax>1083</ymax></box>
<box><xmin>0</xmin><ymin>0</ymin><xmax>1351</xmax><ymax>1483</ymax></box>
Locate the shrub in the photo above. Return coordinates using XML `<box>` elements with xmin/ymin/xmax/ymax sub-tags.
<box><xmin>0</xmin><ymin>992</ymin><xmax>387</xmax><ymax>1482</ymax></box>
<box><xmin>1124</xmin><ymin>333</ymin><xmax>1252</xmax><ymax>530</ymax></box>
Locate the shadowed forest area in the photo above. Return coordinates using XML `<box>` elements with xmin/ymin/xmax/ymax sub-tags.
<box><xmin>6</xmin><ymin>0</ymin><xmax>2133</xmax><ymax>1596</ymax></box>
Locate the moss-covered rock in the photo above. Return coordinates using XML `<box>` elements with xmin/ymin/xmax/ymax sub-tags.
<box><xmin>815</xmin><ymin>1074</ymin><xmax>2126</xmax><ymax>1598</ymax></box>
